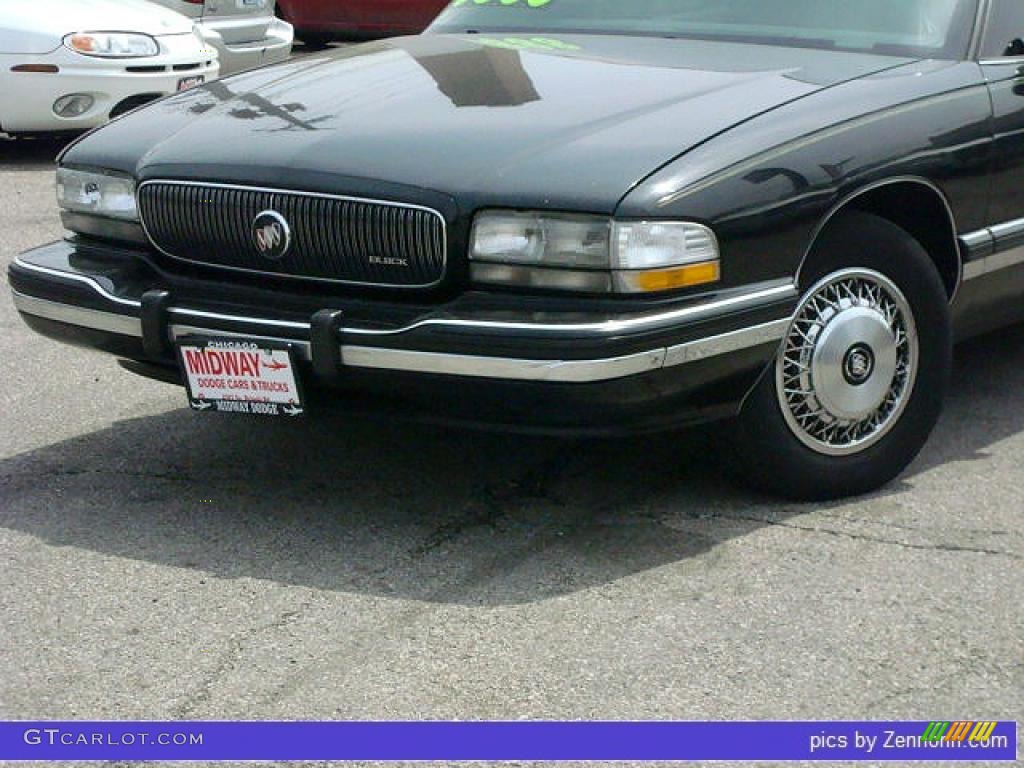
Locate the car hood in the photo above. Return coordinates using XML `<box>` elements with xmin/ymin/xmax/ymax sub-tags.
<box><xmin>0</xmin><ymin>0</ymin><xmax>195</xmax><ymax>54</ymax></box>
<box><xmin>71</xmin><ymin>34</ymin><xmax>914</xmax><ymax>213</ymax></box>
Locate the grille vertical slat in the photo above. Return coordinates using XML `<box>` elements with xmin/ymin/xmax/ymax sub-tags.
<box><xmin>329</xmin><ymin>199</ymin><xmax>346</xmax><ymax>280</ymax></box>
<box><xmin>216</xmin><ymin>187</ymin><xmax>229</xmax><ymax>254</ymax></box>
<box><xmin>233</xmin><ymin>188</ymin><xmax>250</xmax><ymax>257</ymax></box>
<box><xmin>138</xmin><ymin>181</ymin><xmax>447</xmax><ymax>289</ymax></box>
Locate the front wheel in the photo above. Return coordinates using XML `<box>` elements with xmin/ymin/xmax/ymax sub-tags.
<box><xmin>732</xmin><ymin>212</ymin><xmax>952</xmax><ymax>500</ymax></box>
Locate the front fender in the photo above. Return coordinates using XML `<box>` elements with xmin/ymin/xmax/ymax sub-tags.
<box><xmin>617</xmin><ymin>60</ymin><xmax>992</xmax><ymax>292</ymax></box>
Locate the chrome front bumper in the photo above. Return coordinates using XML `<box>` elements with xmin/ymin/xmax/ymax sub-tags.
<box><xmin>10</xmin><ymin>256</ymin><xmax>795</xmax><ymax>385</ymax></box>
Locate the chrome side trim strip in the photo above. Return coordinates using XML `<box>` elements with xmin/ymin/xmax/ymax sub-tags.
<box><xmin>990</xmin><ymin>218</ymin><xmax>1024</xmax><ymax>242</ymax></box>
<box><xmin>960</xmin><ymin>219</ymin><xmax>1024</xmax><ymax>281</ymax></box>
<box><xmin>12</xmin><ymin>257</ymin><xmax>796</xmax><ymax>338</ymax></box>
<box><xmin>663</xmin><ymin>319</ymin><xmax>789</xmax><ymax>368</ymax></box>
<box><xmin>959</xmin><ymin>229</ymin><xmax>993</xmax><ymax>254</ymax></box>
<box><xmin>341</xmin><ymin>346</ymin><xmax>667</xmax><ymax>383</ymax></box>
<box><xmin>960</xmin><ymin>226</ymin><xmax>992</xmax><ymax>281</ymax></box>
<box><xmin>12</xmin><ymin>291</ymin><xmax>143</xmax><ymax>337</ymax></box>
<box><xmin>963</xmin><ymin>244</ymin><xmax>1024</xmax><ymax>280</ymax></box>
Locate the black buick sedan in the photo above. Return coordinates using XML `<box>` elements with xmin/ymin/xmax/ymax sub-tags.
<box><xmin>9</xmin><ymin>0</ymin><xmax>1024</xmax><ymax>499</ymax></box>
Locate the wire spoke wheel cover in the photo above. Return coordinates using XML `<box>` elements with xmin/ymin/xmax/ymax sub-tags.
<box><xmin>776</xmin><ymin>268</ymin><xmax>919</xmax><ymax>457</ymax></box>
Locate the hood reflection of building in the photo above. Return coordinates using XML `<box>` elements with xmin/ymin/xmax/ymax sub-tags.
<box><xmin>404</xmin><ymin>37</ymin><xmax>541</xmax><ymax>108</ymax></box>
<box><xmin>184</xmin><ymin>37</ymin><xmax>541</xmax><ymax>132</ymax></box>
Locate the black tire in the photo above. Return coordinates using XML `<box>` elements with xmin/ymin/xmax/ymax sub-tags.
<box><xmin>297</xmin><ymin>33</ymin><xmax>334</xmax><ymax>51</ymax></box>
<box><xmin>731</xmin><ymin>210</ymin><xmax>952</xmax><ymax>501</ymax></box>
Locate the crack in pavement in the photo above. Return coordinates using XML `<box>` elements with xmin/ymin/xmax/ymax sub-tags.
<box><xmin>834</xmin><ymin>514</ymin><xmax>1012</xmax><ymax>538</ymax></box>
<box><xmin>0</xmin><ymin>468</ymin><xmax>197</xmax><ymax>487</ymax></box>
<box><xmin>865</xmin><ymin>669</ymin><xmax>965</xmax><ymax>712</ymax></box>
<box><xmin>254</xmin><ymin>454</ymin><xmax>612</xmax><ymax>710</ymax></box>
<box><xmin>409</xmin><ymin>448</ymin><xmax>573</xmax><ymax>560</ymax></box>
<box><xmin>173</xmin><ymin>603</ymin><xmax>311</xmax><ymax>719</ymax></box>
<box><xmin>706</xmin><ymin>513</ymin><xmax>1022</xmax><ymax>560</ymax></box>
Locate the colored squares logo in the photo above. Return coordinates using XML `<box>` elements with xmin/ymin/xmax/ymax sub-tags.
<box><xmin>922</xmin><ymin>721</ymin><xmax>999</xmax><ymax>743</ymax></box>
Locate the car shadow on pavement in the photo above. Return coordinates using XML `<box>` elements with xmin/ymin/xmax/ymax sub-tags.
<box><xmin>2</xmin><ymin>324</ymin><xmax>1023</xmax><ymax>606</ymax></box>
<box><xmin>0</xmin><ymin>135</ymin><xmax>76</xmax><ymax>170</ymax></box>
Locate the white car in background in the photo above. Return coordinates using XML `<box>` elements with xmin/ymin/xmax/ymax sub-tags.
<box><xmin>0</xmin><ymin>0</ymin><xmax>219</xmax><ymax>135</ymax></box>
<box><xmin>152</xmin><ymin>0</ymin><xmax>292</xmax><ymax>75</ymax></box>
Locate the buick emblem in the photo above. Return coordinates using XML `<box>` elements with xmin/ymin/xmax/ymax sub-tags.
<box><xmin>252</xmin><ymin>210</ymin><xmax>291</xmax><ymax>261</ymax></box>
<box><xmin>842</xmin><ymin>343</ymin><xmax>876</xmax><ymax>386</ymax></box>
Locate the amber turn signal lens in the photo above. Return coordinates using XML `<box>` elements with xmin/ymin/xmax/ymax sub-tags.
<box><xmin>616</xmin><ymin>260</ymin><xmax>721</xmax><ymax>293</ymax></box>
<box><xmin>68</xmin><ymin>34</ymin><xmax>97</xmax><ymax>52</ymax></box>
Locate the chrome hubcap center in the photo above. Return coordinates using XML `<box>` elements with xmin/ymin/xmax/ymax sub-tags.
<box><xmin>811</xmin><ymin>306</ymin><xmax>898</xmax><ymax>421</ymax></box>
<box><xmin>843</xmin><ymin>344</ymin><xmax>875</xmax><ymax>386</ymax></box>
<box><xmin>776</xmin><ymin>269</ymin><xmax>919</xmax><ymax>457</ymax></box>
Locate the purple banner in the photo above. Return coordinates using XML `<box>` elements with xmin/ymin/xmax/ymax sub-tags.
<box><xmin>0</xmin><ymin>721</ymin><xmax>1017</xmax><ymax>762</ymax></box>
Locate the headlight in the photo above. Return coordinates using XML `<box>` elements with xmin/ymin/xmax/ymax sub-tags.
<box><xmin>64</xmin><ymin>32</ymin><xmax>159</xmax><ymax>58</ymax></box>
<box><xmin>57</xmin><ymin>168</ymin><xmax>138</xmax><ymax>221</ymax></box>
<box><xmin>470</xmin><ymin>211</ymin><xmax>720</xmax><ymax>294</ymax></box>
<box><xmin>471</xmin><ymin>212</ymin><xmax>611</xmax><ymax>269</ymax></box>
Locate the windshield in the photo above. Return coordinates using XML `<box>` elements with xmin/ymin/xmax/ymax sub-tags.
<box><xmin>430</xmin><ymin>0</ymin><xmax>978</xmax><ymax>58</ymax></box>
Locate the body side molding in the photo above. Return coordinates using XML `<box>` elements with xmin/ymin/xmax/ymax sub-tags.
<box><xmin>960</xmin><ymin>217</ymin><xmax>1024</xmax><ymax>281</ymax></box>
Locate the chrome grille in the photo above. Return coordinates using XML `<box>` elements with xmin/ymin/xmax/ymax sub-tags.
<box><xmin>137</xmin><ymin>181</ymin><xmax>447</xmax><ymax>288</ymax></box>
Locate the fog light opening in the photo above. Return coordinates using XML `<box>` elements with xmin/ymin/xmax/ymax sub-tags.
<box><xmin>53</xmin><ymin>94</ymin><xmax>95</xmax><ymax>118</ymax></box>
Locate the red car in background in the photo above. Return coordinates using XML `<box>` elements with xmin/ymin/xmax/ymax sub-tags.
<box><xmin>277</xmin><ymin>0</ymin><xmax>450</xmax><ymax>45</ymax></box>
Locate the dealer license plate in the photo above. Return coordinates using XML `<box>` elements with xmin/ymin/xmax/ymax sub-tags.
<box><xmin>177</xmin><ymin>75</ymin><xmax>205</xmax><ymax>92</ymax></box>
<box><xmin>177</xmin><ymin>337</ymin><xmax>305</xmax><ymax>417</ymax></box>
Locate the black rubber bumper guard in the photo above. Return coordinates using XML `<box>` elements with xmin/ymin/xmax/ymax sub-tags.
<box><xmin>311</xmin><ymin>309</ymin><xmax>346</xmax><ymax>384</ymax></box>
<box><xmin>141</xmin><ymin>289</ymin><xmax>173</xmax><ymax>360</ymax></box>
<box><xmin>142</xmin><ymin>289</ymin><xmax>347</xmax><ymax>384</ymax></box>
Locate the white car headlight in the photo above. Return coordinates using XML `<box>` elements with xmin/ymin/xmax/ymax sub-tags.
<box><xmin>470</xmin><ymin>211</ymin><xmax>720</xmax><ymax>293</ymax></box>
<box><xmin>64</xmin><ymin>32</ymin><xmax>159</xmax><ymax>58</ymax></box>
<box><xmin>57</xmin><ymin>168</ymin><xmax>138</xmax><ymax>221</ymax></box>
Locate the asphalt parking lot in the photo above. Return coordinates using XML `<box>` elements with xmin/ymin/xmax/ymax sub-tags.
<box><xmin>1</xmin><ymin>123</ymin><xmax>1021</xmax><ymax>763</ymax></box>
